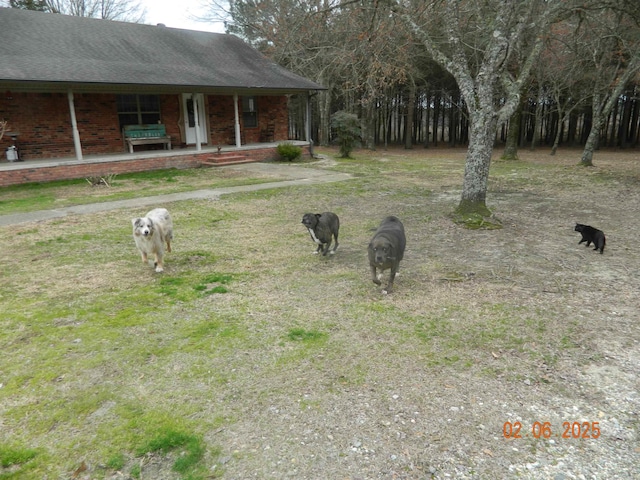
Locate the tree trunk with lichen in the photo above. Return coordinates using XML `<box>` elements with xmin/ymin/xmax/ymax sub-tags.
<box><xmin>502</xmin><ymin>126</ymin><xmax>519</xmax><ymax>160</ymax></box>
<box><xmin>580</xmin><ymin>119</ymin><xmax>601</xmax><ymax>166</ymax></box>
<box><xmin>581</xmin><ymin>91</ymin><xmax>605</xmax><ymax>166</ymax></box>
<box><xmin>502</xmin><ymin>99</ymin><xmax>523</xmax><ymax>161</ymax></box>
<box><xmin>457</xmin><ymin>113</ymin><xmax>497</xmax><ymax>216</ymax></box>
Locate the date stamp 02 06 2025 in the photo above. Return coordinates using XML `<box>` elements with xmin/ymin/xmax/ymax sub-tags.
<box><xmin>503</xmin><ymin>421</ymin><xmax>601</xmax><ymax>440</ymax></box>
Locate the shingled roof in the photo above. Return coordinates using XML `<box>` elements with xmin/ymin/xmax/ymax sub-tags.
<box><xmin>0</xmin><ymin>7</ymin><xmax>323</xmax><ymax>94</ymax></box>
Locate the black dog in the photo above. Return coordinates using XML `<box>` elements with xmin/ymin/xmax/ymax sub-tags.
<box><xmin>575</xmin><ymin>223</ymin><xmax>606</xmax><ymax>254</ymax></box>
<box><xmin>301</xmin><ymin>212</ymin><xmax>340</xmax><ymax>256</ymax></box>
<box><xmin>368</xmin><ymin>216</ymin><xmax>406</xmax><ymax>294</ymax></box>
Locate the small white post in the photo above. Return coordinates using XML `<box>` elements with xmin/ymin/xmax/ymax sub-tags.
<box><xmin>67</xmin><ymin>90</ymin><xmax>83</xmax><ymax>160</ymax></box>
<box><xmin>233</xmin><ymin>93</ymin><xmax>241</xmax><ymax>148</ymax></box>
<box><xmin>193</xmin><ymin>94</ymin><xmax>202</xmax><ymax>151</ymax></box>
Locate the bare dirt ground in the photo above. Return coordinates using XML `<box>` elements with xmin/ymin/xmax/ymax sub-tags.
<box><xmin>203</xmin><ymin>148</ymin><xmax>640</xmax><ymax>479</ymax></box>
<box><xmin>1</xmin><ymin>147</ymin><xmax>638</xmax><ymax>479</ymax></box>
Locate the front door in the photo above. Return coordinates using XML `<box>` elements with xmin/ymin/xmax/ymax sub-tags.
<box><xmin>182</xmin><ymin>93</ymin><xmax>207</xmax><ymax>145</ymax></box>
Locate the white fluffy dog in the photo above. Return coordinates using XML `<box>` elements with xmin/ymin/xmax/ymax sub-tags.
<box><xmin>132</xmin><ymin>208</ymin><xmax>173</xmax><ymax>272</ymax></box>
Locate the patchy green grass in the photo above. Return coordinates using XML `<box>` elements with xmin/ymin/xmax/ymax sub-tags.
<box><xmin>195</xmin><ymin>273</ymin><xmax>234</xmax><ymax>295</ymax></box>
<box><xmin>287</xmin><ymin>328</ymin><xmax>328</xmax><ymax>343</ymax></box>
<box><xmin>0</xmin><ymin>444</ymin><xmax>39</xmax><ymax>468</ymax></box>
<box><xmin>135</xmin><ymin>427</ymin><xmax>208</xmax><ymax>475</ymax></box>
<box><xmin>0</xmin><ymin>167</ymin><xmax>276</xmax><ymax>215</ymax></box>
<box><xmin>450</xmin><ymin>211</ymin><xmax>504</xmax><ymax>230</ymax></box>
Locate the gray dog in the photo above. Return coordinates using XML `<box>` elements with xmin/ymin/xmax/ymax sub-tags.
<box><xmin>301</xmin><ymin>212</ymin><xmax>340</xmax><ymax>255</ymax></box>
<box><xmin>368</xmin><ymin>216</ymin><xmax>406</xmax><ymax>294</ymax></box>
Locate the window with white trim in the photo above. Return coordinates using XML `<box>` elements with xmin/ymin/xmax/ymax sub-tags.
<box><xmin>116</xmin><ymin>94</ymin><xmax>161</xmax><ymax>129</ymax></box>
<box><xmin>242</xmin><ymin>96</ymin><xmax>258</xmax><ymax>128</ymax></box>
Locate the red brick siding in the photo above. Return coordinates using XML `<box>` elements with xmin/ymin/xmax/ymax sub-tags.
<box><xmin>208</xmin><ymin>95</ymin><xmax>237</xmax><ymax>145</ymax></box>
<box><xmin>258</xmin><ymin>96</ymin><xmax>289</xmax><ymax>141</ymax></box>
<box><xmin>75</xmin><ymin>93</ymin><xmax>121</xmax><ymax>155</ymax></box>
<box><xmin>1</xmin><ymin>92</ymin><xmax>290</xmax><ymax>160</ymax></box>
<box><xmin>0</xmin><ymin>92</ymin><xmax>74</xmax><ymax>158</ymax></box>
<box><xmin>206</xmin><ymin>95</ymin><xmax>289</xmax><ymax>145</ymax></box>
<box><xmin>160</xmin><ymin>95</ymin><xmax>183</xmax><ymax>146</ymax></box>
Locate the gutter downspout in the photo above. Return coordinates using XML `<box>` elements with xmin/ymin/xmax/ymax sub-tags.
<box><xmin>233</xmin><ymin>93</ymin><xmax>241</xmax><ymax>148</ymax></box>
<box><xmin>67</xmin><ymin>90</ymin><xmax>83</xmax><ymax>161</ymax></box>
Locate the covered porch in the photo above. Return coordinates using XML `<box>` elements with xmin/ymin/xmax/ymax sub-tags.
<box><xmin>0</xmin><ymin>140</ymin><xmax>312</xmax><ymax>187</ymax></box>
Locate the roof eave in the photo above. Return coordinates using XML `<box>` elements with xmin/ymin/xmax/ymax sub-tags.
<box><xmin>0</xmin><ymin>80</ymin><xmax>326</xmax><ymax>95</ymax></box>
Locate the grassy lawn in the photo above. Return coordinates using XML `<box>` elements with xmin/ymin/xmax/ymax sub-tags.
<box><xmin>1</xmin><ymin>147</ymin><xmax>638</xmax><ymax>478</ymax></box>
<box><xmin>0</xmin><ymin>166</ymin><xmax>280</xmax><ymax>216</ymax></box>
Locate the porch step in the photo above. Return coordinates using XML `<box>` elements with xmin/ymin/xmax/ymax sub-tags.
<box><xmin>200</xmin><ymin>154</ymin><xmax>253</xmax><ymax>167</ymax></box>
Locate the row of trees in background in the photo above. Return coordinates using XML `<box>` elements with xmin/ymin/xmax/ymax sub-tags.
<box><xmin>294</xmin><ymin>82</ymin><xmax>640</xmax><ymax>152</ymax></box>
<box><xmin>204</xmin><ymin>0</ymin><xmax>640</xmax><ymax>214</ymax></box>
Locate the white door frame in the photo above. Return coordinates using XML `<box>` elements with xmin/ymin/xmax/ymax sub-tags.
<box><xmin>182</xmin><ymin>93</ymin><xmax>207</xmax><ymax>146</ymax></box>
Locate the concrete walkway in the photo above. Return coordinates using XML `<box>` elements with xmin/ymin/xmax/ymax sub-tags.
<box><xmin>0</xmin><ymin>162</ymin><xmax>352</xmax><ymax>227</ymax></box>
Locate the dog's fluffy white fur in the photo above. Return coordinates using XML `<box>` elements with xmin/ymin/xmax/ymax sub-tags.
<box><xmin>132</xmin><ymin>208</ymin><xmax>173</xmax><ymax>272</ymax></box>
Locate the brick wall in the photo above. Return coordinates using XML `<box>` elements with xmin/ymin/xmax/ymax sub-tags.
<box><xmin>0</xmin><ymin>92</ymin><xmax>75</xmax><ymax>158</ymax></box>
<box><xmin>0</xmin><ymin>91</ymin><xmax>291</xmax><ymax>160</ymax></box>
<box><xmin>208</xmin><ymin>95</ymin><xmax>237</xmax><ymax>145</ymax></box>
<box><xmin>206</xmin><ymin>95</ymin><xmax>289</xmax><ymax>145</ymax></box>
<box><xmin>75</xmin><ymin>93</ymin><xmax>122</xmax><ymax>155</ymax></box>
<box><xmin>161</xmin><ymin>95</ymin><xmax>183</xmax><ymax>146</ymax></box>
<box><xmin>0</xmin><ymin>145</ymin><xmax>311</xmax><ymax>187</ymax></box>
<box><xmin>259</xmin><ymin>96</ymin><xmax>289</xmax><ymax>141</ymax></box>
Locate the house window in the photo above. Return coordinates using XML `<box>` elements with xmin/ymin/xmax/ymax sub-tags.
<box><xmin>242</xmin><ymin>96</ymin><xmax>258</xmax><ymax>128</ymax></box>
<box><xmin>186</xmin><ymin>98</ymin><xmax>196</xmax><ymax>128</ymax></box>
<box><xmin>116</xmin><ymin>94</ymin><xmax>161</xmax><ymax>129</ymax></box>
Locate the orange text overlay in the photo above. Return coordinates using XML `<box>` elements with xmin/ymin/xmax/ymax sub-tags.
<box><xmin>503</xmin><ymin>421</ymin><xmax>601</xmax><ymax>439</ymax></box>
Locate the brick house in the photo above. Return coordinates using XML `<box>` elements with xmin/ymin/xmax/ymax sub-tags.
<box><xmin>0</xmin><ymin>8</ymin><xmax>322</xmax><ymax>169</ymax></box>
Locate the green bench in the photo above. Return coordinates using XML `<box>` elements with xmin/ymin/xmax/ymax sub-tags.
<box><xmin>123</xmin><ymin>124</ymin><xmax>172</xmax><ymax>153</ymax></box>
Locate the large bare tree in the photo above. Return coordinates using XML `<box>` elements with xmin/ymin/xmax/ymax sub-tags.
<box><xmin>393</xmin><ymin>0</ymin><xmax>568</xmax><ymax>216</ymax></box>
<box><xmin>575</xmin><ymin>3</ymin><xmax>640</xmax><ymax>166</ymax></box>
<box><xmin>541</xmin><ymin>24</ymin><xmax>593</xmax><ymax>156</ymax></box>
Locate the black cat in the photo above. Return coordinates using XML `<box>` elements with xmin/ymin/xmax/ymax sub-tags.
<box><xmin>574</xmin><ymin>223</ymin><xmax>606</xmax><ymax>254</ymax></box>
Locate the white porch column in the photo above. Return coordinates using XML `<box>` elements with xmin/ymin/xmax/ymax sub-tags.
<box><xmin>233</xmin><ymin>93</ymin><xmax>241</xmax><ymax>148</ymax></box>
<box><xmin>192</xmin><ymin>94</ymin><xmax>202</xmax><ymax>151</ymax></box>
<box><xmin>67</xmin><ymin>90</ymin><xmax>83</xmax><ymax>160</ymax></box>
